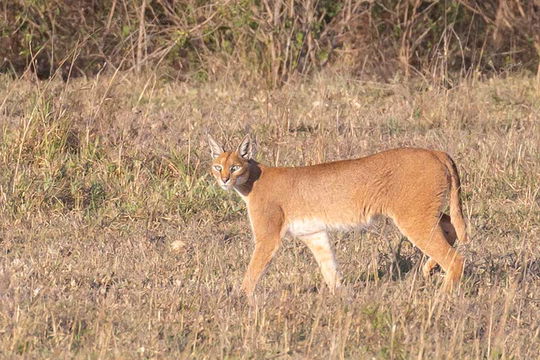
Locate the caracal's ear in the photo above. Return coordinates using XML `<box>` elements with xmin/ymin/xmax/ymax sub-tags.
<box><xmin>207</xmin><ymin>134</ymin><xmax>224</xmax><ymax>159</ymax></box>
<box><xmin>237</xmin><ymin>134</ymin><xmax>255</xmax><ymax>160</ymax></box>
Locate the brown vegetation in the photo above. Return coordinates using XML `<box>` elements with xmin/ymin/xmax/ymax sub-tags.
<box><xmin>2</xmin><ymin>0</ymin><xmax>540</xmax><ymax>85</ymax></box>
<box><xmin>0</xmin><ymin>69</ymin><xmax>539</xmax><ymax>358</ymax></box>
<box><xmin>1</xmin><ymin>2</ymin><xmax>539</xmax><ymax>358</ymax></box>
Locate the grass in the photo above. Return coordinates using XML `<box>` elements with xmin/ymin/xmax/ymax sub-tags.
<box><xmin>0</xmin><ymin>70</ymin><xmax>539</xmax><ymax>359</ymax></box>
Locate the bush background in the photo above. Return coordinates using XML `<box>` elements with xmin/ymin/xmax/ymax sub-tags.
<box><xmin>2</xmin><ymin>0</ymin><xmax>540</xmax><ymax>85</ymax></box>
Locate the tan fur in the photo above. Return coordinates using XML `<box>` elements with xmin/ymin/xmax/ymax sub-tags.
<box><xmin>208</xmin><ymin>135</ymin><xmax>469</xmax><ymax>297</ymax></box>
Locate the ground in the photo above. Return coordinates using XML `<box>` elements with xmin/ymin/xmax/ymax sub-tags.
<box><xmin>0</xmin><ymin>71</ymin><xmax>539</xmax><ymax>359</ymax></box>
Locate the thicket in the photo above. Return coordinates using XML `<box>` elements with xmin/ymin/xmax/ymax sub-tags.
<box><xmin>1</xmin><ymin>0</ymin><xmax>539</xmax><ymax>86</ymax></box>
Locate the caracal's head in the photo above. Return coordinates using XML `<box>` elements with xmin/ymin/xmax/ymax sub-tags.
<box><xmin>207</xmin><ymin>134</ymin><xmax>255</xmax><ymax>191</ymax></box>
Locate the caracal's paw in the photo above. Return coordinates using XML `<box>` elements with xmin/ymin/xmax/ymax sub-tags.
<box><xmin>422</xmin><ymin>258</ymin><xmax>438</xmax><ymax>278</ymax></box>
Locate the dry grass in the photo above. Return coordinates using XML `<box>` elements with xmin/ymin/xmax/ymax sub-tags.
<box><xmin>0</xmin><ymin>70</ymin><xmax>539</xmax><ymax>359</ymax></box>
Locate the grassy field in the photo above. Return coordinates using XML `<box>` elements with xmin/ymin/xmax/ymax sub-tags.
<box><xmin>0</xmin><ymin>71</ymin><xmax>539</xmax><ymax>359</ymax></box>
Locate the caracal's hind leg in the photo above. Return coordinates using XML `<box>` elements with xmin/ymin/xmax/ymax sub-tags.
<box><xmin>422</xmin><ymin>213</ymin><xmax>458</xmax><ymax>278</ymax></box>
<box><xmin>398</xmin><ymin>217</ymin><xmax>464</xmax><ymax>292</ymax></box>
<box><xmin>299</xmin><ymin>231</ymin><xmax>341</xmax><ymax>294</ymax></box>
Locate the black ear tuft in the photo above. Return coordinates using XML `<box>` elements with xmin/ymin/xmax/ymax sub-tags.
<box><xmin>237</xmin><ymin>134</ymin><xmax>255</xmax><ymax>160</ymax></box>
<box><xmin>207</xmin><ymin>134</ymin><xmax>224</xmax><ymax>159</ymax></box>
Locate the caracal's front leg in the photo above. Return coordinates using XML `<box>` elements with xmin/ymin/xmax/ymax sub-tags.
<box><xmin>241</xmin><ymin>206</ymin><xmax>284</xmax><ymax>298</ymax></box>
<box><xmin>299</xmin><ymin>231</ymin><xmax>342</xmax><ymax>294</ymax></box>
<box><xmin>241</xmin><ymin>238</ymin><xmax>282</xmax><ymax>297</ymax></box>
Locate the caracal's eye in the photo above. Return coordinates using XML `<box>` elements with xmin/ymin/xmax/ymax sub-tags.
<box><xmin>231</xmin><ymin>165</ymin><xmax>241</xmax><ymax>172</ymax></box>
<box><xmin>213</xmin><ymin>164</ymin><xmax>222</xmax><ymax>171</ymax></box>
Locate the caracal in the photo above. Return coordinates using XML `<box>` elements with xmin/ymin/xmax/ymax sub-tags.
<box><xmin>208</xmin><ymin>135</ymin><xmax>469</xmax><ymax>297</ymax></box>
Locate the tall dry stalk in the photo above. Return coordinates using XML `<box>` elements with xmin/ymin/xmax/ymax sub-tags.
<box><xmin>136</xmin><ymin>0</ymin><xmax>147</xmax><ymax>73</ymax></box>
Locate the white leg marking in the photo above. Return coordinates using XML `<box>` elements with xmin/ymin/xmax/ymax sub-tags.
<box><xmin>299</xmin><ymin>231</ymin><xmax>341</xmax><ymax>293</ymax></box>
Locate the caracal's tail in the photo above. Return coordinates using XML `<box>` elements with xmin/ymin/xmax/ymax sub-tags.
<box><xmin>437</xmin><ymin>152</ymin><xmax>469</xmax><ymax>243</ymax></box>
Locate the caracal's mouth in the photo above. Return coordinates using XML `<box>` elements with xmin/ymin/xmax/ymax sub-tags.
<box><xmin>220</xmin><ymin>182</ymin><xmax>234</xmax><ymax>191</ymax></box>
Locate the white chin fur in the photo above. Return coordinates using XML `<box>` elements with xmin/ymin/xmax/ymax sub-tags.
<box><xmin>220</xmin><ymin>183</ymin><xmax>233</xmax><ymax>190</ymax></box>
